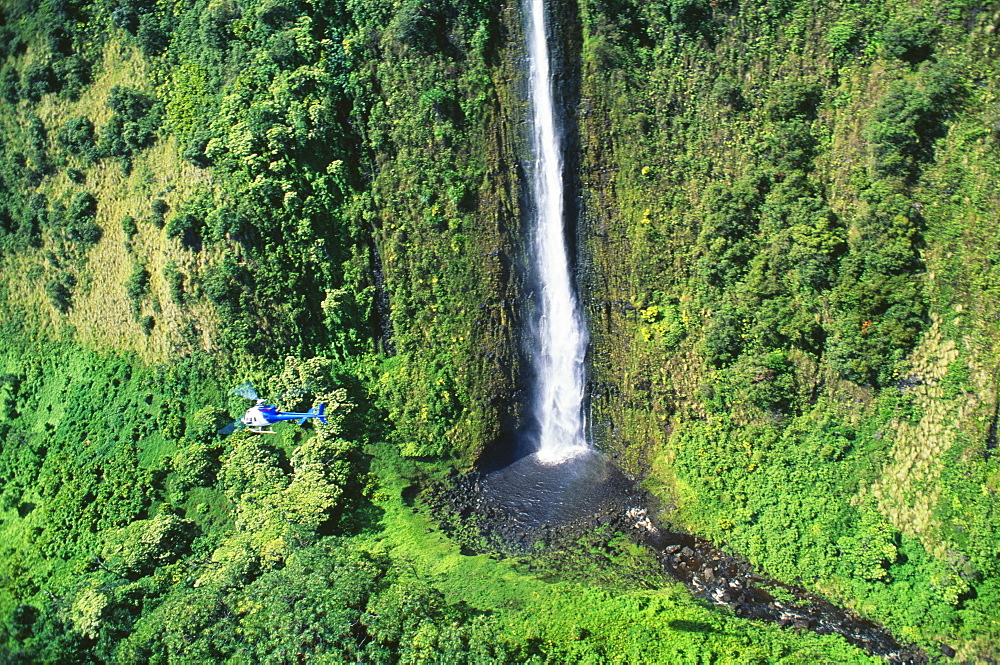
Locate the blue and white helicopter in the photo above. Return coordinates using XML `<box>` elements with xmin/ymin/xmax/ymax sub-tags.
<box><xmin>219</xmin><ymin>382</ymin><xmax>327</xmax><ymax>435</ymax></box>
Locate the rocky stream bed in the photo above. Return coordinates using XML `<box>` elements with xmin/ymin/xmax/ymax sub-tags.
<box><xmin>426</xmin><ymin>451</ymin><xmax>933</xmax><ymax>664</ymax></box>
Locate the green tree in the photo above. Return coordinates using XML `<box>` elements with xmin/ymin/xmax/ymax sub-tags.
<box><xmin>101</xmin><ymin>513</ymin><xmax>197</xmax><ymax>580</ymax></box>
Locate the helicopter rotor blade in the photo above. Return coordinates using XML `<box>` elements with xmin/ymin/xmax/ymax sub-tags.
<box><xmin>218</xmin><ymin>419</ymin><xmax>245</xmax><ymax>436</ymax></box>
<box><xmin>231</xmin><ymin>381</ymin><xmax>259</xmax><ymax>401</ymax></box>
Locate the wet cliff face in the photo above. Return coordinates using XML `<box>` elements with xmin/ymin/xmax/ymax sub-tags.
<box><xmin>357</xmin><ymin>0</ymin><xmax>533</xmax><ymax>466</ymax></box>
<box><xmin>577</xmin><ymin>1</ymin><xmax>706</xmax><ymax>476</ymax></box>
<box><xmin>363</xmin><ymin>0</ymin><xmax>587</xmax><ymax>469</ymax></box>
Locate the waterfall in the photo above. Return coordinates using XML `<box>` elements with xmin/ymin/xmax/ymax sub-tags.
<box><xmin>525</xmin><ymin>0</ymin><xmax>588</xmax><ymax>465</ymax></box>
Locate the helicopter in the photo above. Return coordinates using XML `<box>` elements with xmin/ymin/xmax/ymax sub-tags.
<box><xmin>219</xmin><ymin>381</ymin><xmax>328</xmax><ymax>435</ymax></box>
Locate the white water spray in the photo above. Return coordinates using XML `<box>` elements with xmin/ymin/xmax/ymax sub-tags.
<box><xmin>525</xmin><ymin>0</ymin><xmax>588</xmax><ymax>465</ymax></box>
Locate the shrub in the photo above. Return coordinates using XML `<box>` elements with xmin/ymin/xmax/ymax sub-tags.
<box><xmin>696</xmin><ymin>178</ymin><xmax>766</xmax><ymax>288</ymax></box>
<box><xmin>121</xmin><ymin>215</ymin><xmax>137</xmax><ymax>238</ymax></box>
<box><xmin>164</xmin><ymin>264</ymin><xmax>185</xmax><ymax>304</ymax></box>
<box><xmin>65</xmin><ymin>192</ymin><xmax>101</xmax><ymax>244</ymax></box>
<box><xmin>165</xmin><ymin>212</ymin><xmax>195</xmax><ymax>239</ymax></box>
<box><xmin>0</xmin><ymin>197</ymin><xmax>41</xmax><ymax>247</ymax></box>
<box><xmin>46</xmin><ymin>272</ymin><xmax>75</xmax><ymax>312</ymax></box>
<box><xmin>766</xmin><ymin>120</ymin><xmax>817</xmax><ymax>171</ymax></box>
<box><xmin>203</xmin><ymin>256</ymin><xmax>250</xmax><ymax>308</ymax></box>
<box><xmin>99</xmin><ymin>86</ymin><xmax>163</xmax><ymax>160</ymax></box>
<box><xmin>56</xmin><ymin>116</ymin><xmax>97</xmax><ymax>159</ymax></box>
<box><xmin>206</xmin><ymin>206</ymin><xmax>244</xmax><ymax>240</ymax></box>
<box><xmin>25</xmin><ymin>192</ymin><xmax>49</xmax><ymax>230</ymax></box>
<box><xmin>111</xmin><ymin>84</ymin><xmax>161</xmax><ymax>123</ymax></box>
<box><xmin>101</xmin><ymin>514</ymin><xmax>194</xmax><ymax>579</ymax></box>
<box><xmin>868</xmin><ymin>88</ymin><xmax>937</xmax><ymax>178</ymax></box>
<box><xmin>200</xmin><ymin>4</ymin><xmax>236</xmax><ymax>50</ymax></box>
<box><xmin>126</xmin><ymin>264</ymin><xmax>150</xmax><ymax>303</ymax></box>
<box><xmin>639</xmin><ymin>302</ymin><xmax>686</xmax><ymax>350</ymax></box>
<box><xmin>150</xmin><ymin>199</ymin><xmax>168</xmax><ymax>228</ymax></box>
<box><xmin>702</xmin><ymin>306</ymin><xmax>745</xmax><ymax>367</ymax></box>
<box><xmin>182</xmin><ymin>132</ymin><xmax>211</xmax><ymax>167</ymax></box>
<box><xmin>166</xmin><ymin>211</ymin><xmax>203</xmax><ymax>250</ymax></box>
<box><xmin>826</xmin><ymin>274</ymin><xmax>926</xmax><ymax>385</ymax></box>
<box><xmin>53</xmin><ymin>55</ymin><xmax>90</xmax><ymax>100</ymax></box>
<box><xmin>67</xmin><ymin>221</ymin><xmax>102</xmax><ymax>244</ymax></box>
<box><xmin>669</xmin><ymin>0</ymin><xmax>713</xmax><ymax>39</ymax></box>
<box><xmin>883</xmin><ymin>16</ymin><xmax>937</xmax><ymax>65</ymax></box>
<box><xmin>67</xmin><ymin>191</ymin><xmax>97</xmax><ymax>223</ymax></box>
<box><xmin>710</xmin><ymin>76</ymin><xmax>747</xmax><ymax>113</ymax></box>
<box><xmin>19</xmin><ymin>114</ymin><xmax>50</xmax><ymax>178</ymax></box>
<box><xmin>766</xmin><ymin>81</ymin><xmax>821</xmax><ymax>122</ymax></box>
<box><xmin>258</xmin><ymin>0</ymin><xmax>297</xmax><ymax>30</ymax></box>
<box><xmin>26</xmin><ymin>111</ymin><xmax>45</xmax><ymax>145</ymax></box>
<box><xmin>394</xmin><ymin>0</ymin><xmax>453</xmax><ymax>55</ymax></box>
<box><xmin>20</xmin><ymin>61</ymin><xmax>56</xmax><ymax>102</ymax></box>
<box><xmin>0</xmin><ymin>26</ymin><xmax>23</xmax><ymax>60</ymax></box>
<box><xmin>111</xmin><ymin>5</ymin><xmax>139</xmax><ymax>33</ymax></box>
<box><xmin>868</xmin><ymin>62</ymin><xmax>962</xmax><ymax>182</ymax></box>
<box><xmin>746</xmin><ymin>351</ymin><xmax>796</xmax><ymax>413</ymax></box>
<box><xmin>137</xmin><ymin>13</ymin><xmax>169</xmax><ymax>58</ymax></box>
<box><xmin>826</xmin><ymin>19</ymin><xmax>860</xmax><ymax>62</ymax></box>
<box><xmin>46</xmin><ymin>25</ymin><xmax>74</xmax><ymax>57</ymax></box>
<box><xmin>0</xmin><ymin>204</ymin><xmax>12</xmax><ymax>234</ymax></box>
<box><xmin>0</xmin><ymin>64</ymin><xmax>19</xmax><ymax>103</ymax></box>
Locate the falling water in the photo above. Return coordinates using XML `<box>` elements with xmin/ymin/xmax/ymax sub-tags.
<box><xmin>525</xmin><ymin>0</ymin><xmax>588</xmax><ymax>465</ymax></box>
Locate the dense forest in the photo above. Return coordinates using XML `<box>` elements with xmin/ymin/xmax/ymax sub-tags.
<box><xmin>0</xmin><ymin>0</ymin><xmax>997</xmax><ymax>660</ymax></box>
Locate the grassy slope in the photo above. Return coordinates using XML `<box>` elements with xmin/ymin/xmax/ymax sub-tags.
<box><xmin>0</xmin><ymin>37</ymin><xmax>221</xmax><ymax>363</ymax></box>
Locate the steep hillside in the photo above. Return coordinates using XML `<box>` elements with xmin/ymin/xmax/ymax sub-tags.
<box><xmin>579</xmin><ymin>0</ymin><xmax>1000</xmax><ymax>657</ymax></box>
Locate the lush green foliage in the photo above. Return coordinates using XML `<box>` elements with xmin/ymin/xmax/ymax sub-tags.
<box><xmin>581</xmin><ymin>0</ymin><xmax>1000</xmax><ymax>658</ymax></box>
<box><xmin>1</xmin><ymin>0</ymin><xmax>998</xmax><ymax>659</ymax></box>
<box><xmin>0</xmin><ymin>336</ymin><xmax>870</xmax><ymax>662</ymax></box>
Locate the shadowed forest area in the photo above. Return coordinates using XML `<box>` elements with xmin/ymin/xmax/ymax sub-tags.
<box><xmin>0</xmin><ymin>0</ymin><xmax>998</xmax><ymax>660</ymax></box>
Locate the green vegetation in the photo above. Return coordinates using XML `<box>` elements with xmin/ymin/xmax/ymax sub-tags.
<box><xmin>0</xmin><ymin>0</ymin><xmax>998</xmax><ymax>660</ymax></box>
<box><xmin>0</xmin><ymin>337</ymin><xmax>870</xmax><ymax>661</ymax></box>
<box><xmin>581</xmin><ymin>0</ymin><xmax>1000</xmax><ymax>658</ymax></box>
